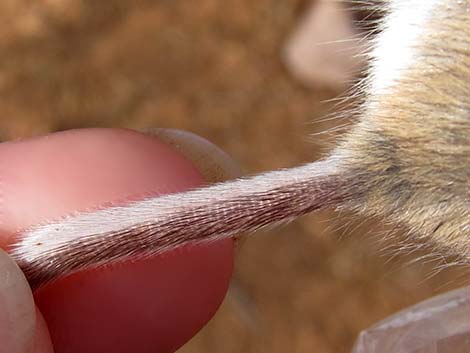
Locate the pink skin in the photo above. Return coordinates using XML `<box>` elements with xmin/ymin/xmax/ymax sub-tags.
<box><xmin>0</xmin><ymin>128</ymin><xmax>234</xmax><ymax>353</ymax></box>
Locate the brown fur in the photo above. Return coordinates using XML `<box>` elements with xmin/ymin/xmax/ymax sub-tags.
<box><xmin>339</xmin><ymin>0</ymin><xmax>470</xmax><ymax>258</ymax></box>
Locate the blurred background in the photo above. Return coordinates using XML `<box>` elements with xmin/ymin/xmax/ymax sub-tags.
<box><xmin>0</xmin><ymin>1</ymin><xmax>466</xmax><ymax>352</ymax></box>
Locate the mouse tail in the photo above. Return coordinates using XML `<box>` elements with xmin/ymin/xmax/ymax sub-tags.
<box><xmin>12</xmin><ymin>157</ymin><xmax>350</xmax><ymax>289</ymax></box>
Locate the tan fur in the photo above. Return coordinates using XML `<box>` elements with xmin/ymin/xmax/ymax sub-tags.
<box><xmin>339</xmin><ymin>0</ymin><xmax>470</xmax><ymax>256</ymax></box>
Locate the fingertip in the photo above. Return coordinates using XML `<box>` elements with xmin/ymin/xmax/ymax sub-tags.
<box><xmin>1</xmin><ymin>128</ymin><xmax>234</xmax><ymax>353</ymax></box>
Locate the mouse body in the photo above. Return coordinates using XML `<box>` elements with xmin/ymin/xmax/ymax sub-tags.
<box><xmin>338</xmin><ymin>0</ymin><xmax>470</xmax><ymax>254</ymax></box>
<box><xmin>338</xmin><ymin>0</ymin><xmax>470</xmax><ymax>256</ymax></box>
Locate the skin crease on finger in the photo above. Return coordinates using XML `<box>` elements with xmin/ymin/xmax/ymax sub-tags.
<box><xmin>0</xmin><ymin>128</ymin><xmax>234</xmax><ymax>353</ymax></box>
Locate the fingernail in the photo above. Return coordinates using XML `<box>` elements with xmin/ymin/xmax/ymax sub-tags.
<box><xmin>0</xmin><ymin>249</ymin><xmax>36</xmax><ymax>353</ymax></box>
<box><xmin>143</xmin><ymin>128</ymin><xmax>242</xmax><ymax>183</ymax></box>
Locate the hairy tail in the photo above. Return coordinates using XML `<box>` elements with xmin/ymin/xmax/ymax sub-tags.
<box><xmin>12</xmin><ymin>158</ymin><xmax>348</xmax><ymax>289</ymax></box>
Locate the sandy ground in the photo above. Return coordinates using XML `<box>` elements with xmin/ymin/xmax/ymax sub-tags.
<box><xmin>0</xmin><ymin>1</ymin><xmax>467</xmax><ymax>352</ymax></box>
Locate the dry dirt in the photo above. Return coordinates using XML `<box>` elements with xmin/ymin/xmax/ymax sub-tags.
<box><xmin>0</xmin><ymin>1</ymin><xmax>467</xmax><ymax>352</ymax></box>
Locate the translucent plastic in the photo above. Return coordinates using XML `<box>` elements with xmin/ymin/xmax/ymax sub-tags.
<box><xmin>352</xmin><ymin>287</ymin><xmax>470</xmax><ymax>353</ymax></box>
